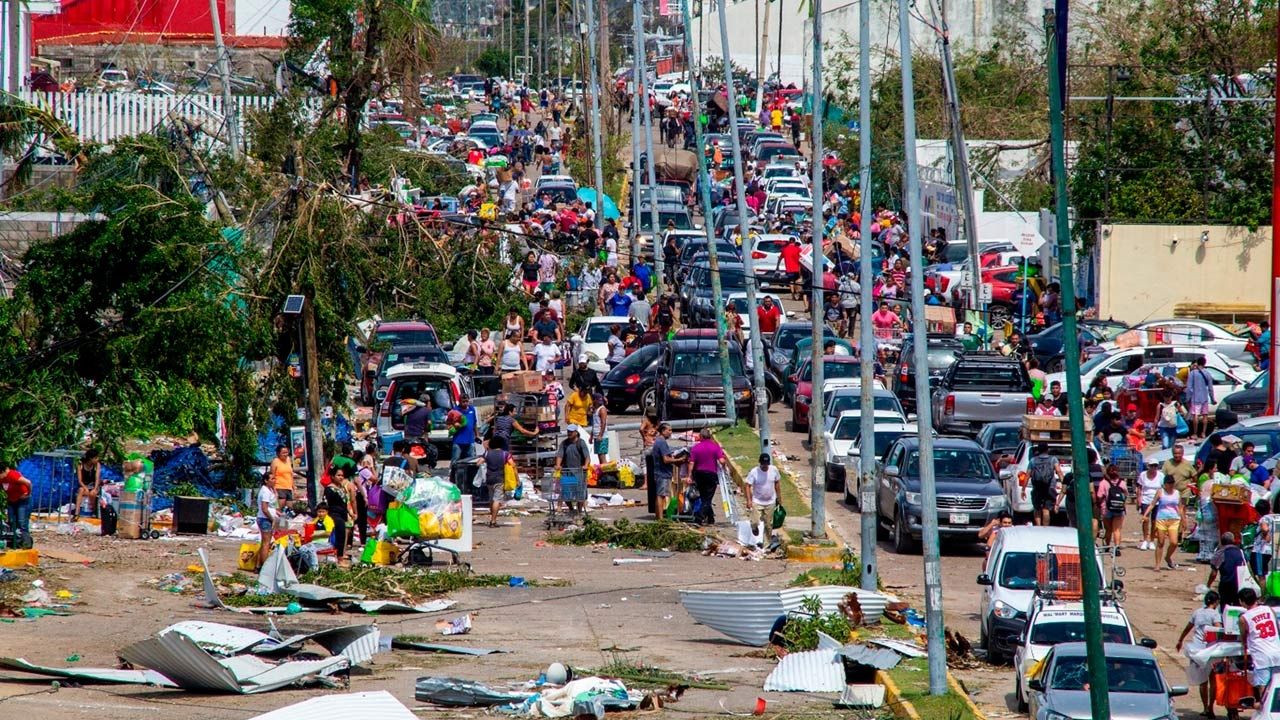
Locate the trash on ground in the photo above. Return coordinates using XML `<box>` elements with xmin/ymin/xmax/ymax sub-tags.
<box><xmin>118</xmin><ymin>632</ymin><xmax>350</xmax><ymax>693</ymax></box>
<box><xmin>435</xmin><ymin>614</ymin><xmax>472</xmax><ymax>636</ymax></box>
<box><xmin>679</xmin><ymin>587</ymin><xmax>888</xmax><ymax>646</ymax></box>
<box><xmin>762</xmin><ymin>648</ymin><xmax>844</xmax><ymax>692</ymax></box>
<box><xmin>390</xmin><ymin>638</ymin><xmax>506</xmax><ymax>656</ymax></box>
<box><xmin>414</xmin><ymin>676</ymin><xmax>530</xmax><ymax>706</ymax></box>
<box><xmin>867</xmin><ymin>638</ymin><xmax>927</xmax><ymax>659</ymax></box>
<box><xmin>835</xmin><ymin>684</ymin><xmax>886</xmax><ymax>709</ymax></box>
<box><xmin>248</xmin><ymin>690</ymin><xmax>416</xmax><ymax>720</ymax></box>
<box><xmin>835</xmin><ymin>644</ymin><xmax>902</xmax><ymax>670</ymax></box>
<box><xmin>611</xmin><ymin>558</ymin><xmax>652</xmax><ymax>565</ymax></box>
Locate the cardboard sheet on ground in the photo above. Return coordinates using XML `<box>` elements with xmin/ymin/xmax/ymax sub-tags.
<box><xmin>248</xmin><ymin>690</ymin><xmax>417</xmax><ymax>720</ymax></box>
<box><xmin>119</xmin><ymin>632</ymin><xmax>349</xmax><ymax>694</ymax></box>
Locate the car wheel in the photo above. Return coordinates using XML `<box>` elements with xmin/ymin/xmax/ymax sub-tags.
<box><xmin>892</xmin><ymin>509</ymin><xmax>918</xmax><ymax>554</ymax></box>
<box><xmin>640</xmin><ymin>388</ymin><xmax>657</xmax><ymax>415</ymax></box>
<box><xmin>875</xmin><ymin>501</ymin><xmax>890</xmax><ymax>540</ymax></box>
<box><xmin>844</xmin><ymin>476</ymin><xmax>858</xmax><ymax>508</ymax></box>
<box><xmin>1015</xmin><ymin>677</ymin><xmax>1028</xmax><ymax>713</ymax></box>
<box><xmin>988</xmin><ymin>303</ymin><xmax>1013</xmax><ymax>326</ymax></box>
<box><xmin>979</xmin><ymin>618</ymin><xmax>989</xmax><ymax>651</ymax></box>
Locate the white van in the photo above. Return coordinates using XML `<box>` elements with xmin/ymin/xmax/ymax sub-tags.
<box><xmin>976</xmin><ymin>526</ymin><xmax>1097</xmax><ymax>662</ymax></box>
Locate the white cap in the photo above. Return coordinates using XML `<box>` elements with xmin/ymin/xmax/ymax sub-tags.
<box><xmin>578</xmin><ymin>354</ymin><xmax>589</xmax><ymax>363</ymax></box>
<box><xmin>567</xmin><ymin>424</ymin><xmax>581</xmax><ymax>434</ymax></box>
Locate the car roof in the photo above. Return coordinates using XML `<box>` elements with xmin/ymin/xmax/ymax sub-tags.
<box><xmin>993</xmin><ymin>525</ymin><xmax>1080</xmax><ymax>550</ymax></box>
<box><xmin>670</xmin><ymin>337</ymin><xmax>741</xmax><ymax>351</ymax></box>
<box><xmin>385</xmin><ymin>361</ymin><xmax>459</xmax><ymax>378</ymax></box>
<box><xmin>895</xmin><ymin>436</ymin><xmax>984</xmax><ymax>451</ymax></box>
<box><xmin>1033</xmin><ymin>606</ymin><xmax>1127</xmax><ymax>623</ymax></box>
<box><xmin>836</xmin><ymin>409</ymin><xmax>904</xmax><ymax>420</ymax></box>
<box><xmin>585</xmin><ymin>315</ymin><xmax>632</xmax><ymax>325</ymax></box>
<box><xmin>1050</xmin><ymin>642</ymin><xmax>1153</xmax><ymax>660</ymax></box>
<box><xmin>863</xmin><ymin>423</ymin><xmax>918</xmax><ymax>434</ymax></box>
<box><xmin>377</xmin><ymin>321</ymin><xmax>435</xmax><ymax>331</ymax></box>
<box><xmin>829</xmin><ymin>386</ymin><xmax>896</xmax><ymax>397</ymax></box>
<box><xmin>1229</xmin><ymin>416</ymin><xmax>1280</xmax><ymax>428</ymax></box>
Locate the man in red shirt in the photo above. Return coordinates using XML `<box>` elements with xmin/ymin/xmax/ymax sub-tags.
<box><xmin>778</xmin><ymin>237</ymin><xmax>803</xmax><ymax>301</ymax></box>
<box><xmin>757</xmin><ymin>296</ymin><xmax>784</xmax><ymax>336</ymax></box>
<box><xmin>1</xmin><ymin>460</ymin><xmax>32</xmax><ymax>545</ymax></box>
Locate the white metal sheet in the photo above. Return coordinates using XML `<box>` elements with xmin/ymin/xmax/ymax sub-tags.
<box><xmin>249</xmin><ymin>691</ymin><xmax>417</xmax><ymax>720</ymax></box>
<box><xmin>163</xmin><ymin>621</ymin><xmax>272</xmax><ymax>655</ymax></box>
<box><xmin>762</xmin><ymin>648</ymin><xmax>844</xmax><ymax>692</ymax></box>
<box><xmin>0</xmin><ymin>658</ymin><xmax>177</xmax><ymax>687</ymax></box>
<box><xmin>679</xmin><ymin>586</ymin><xmax>888</xmax><ymax>646</ymax></box>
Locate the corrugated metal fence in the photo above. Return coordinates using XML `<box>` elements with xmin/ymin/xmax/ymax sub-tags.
<box><xmin>15</xmin><ymin>90</ymin><xmax>316</xmax><ymax>148</ymax></box>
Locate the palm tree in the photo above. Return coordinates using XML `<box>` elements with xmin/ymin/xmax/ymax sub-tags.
<box><xmin>0</xmin><ymin>92</ymin><xmax>83</xmax><ymax>192</ymax></box>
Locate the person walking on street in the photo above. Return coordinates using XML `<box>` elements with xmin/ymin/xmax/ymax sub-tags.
<box><xmin>1098</xmin><ymin>464</ymin><xmax>1127</xmax><ymax>550</ymax></box>
<box><xmin>555</xmin><ymin>425</ymin><xmax>591</xmax><ymax>514</ymax></box>
<box><xmin>689</xmin><ymin>428</ymin><xmax>728</xmax><ymax>524</ymax></box>
<box><xmin>1208</xmin><ymin>532</ymin><xmax>1248</xmax><ymax>607</ymax></box>
<box><xmin>482</xmin><ymin>437</ymin><xmax>511</xmax><ymax>527</ymax></box>
<box><xmin>449</xmin><ymin>395</ymin><xmax>480</xmax><ymax>464</ymax></box>
<box><xmin>1239</xmin><ymin>587</ymin><xmax>1280</xmax><ymax>698</ymax></box>
<box><xmin>744</xmin><ymin>453</ymin><xmax>781</xmax><ymax>548</ymax></box>
<box><xmin>1028</xmin><ymin>443</ymin><xmax>1062</xmax><ymax>527</ymax></box>
<box><xmin>1136</xmin><ymin>460</ymin><xmax>1165</xmax><ymax>550</ymax></box>
<box><xmin>1176</xmin><ymin>590</ymin><xmax>1221</xmax><ymax>718</ymax></box>
<box><xmin>1186</xmin><ymin>355</ymin><xmax>1215</xmax><ymax>439</ymax></box>
<box><xmin>650</xmin><ymin>422</ymin><xmax>683</xmax><ymax>519</ymax></box>
<box><xmin>1143</xmin><ymin>475</ymin><xmax>1184</xmax><ymax>571</ymax></box>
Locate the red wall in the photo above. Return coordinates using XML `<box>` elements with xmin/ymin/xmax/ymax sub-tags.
<box><xmin>32</xmin><ymin>0</ymin><xmax>233</xmax><ymax>43</ymax></box>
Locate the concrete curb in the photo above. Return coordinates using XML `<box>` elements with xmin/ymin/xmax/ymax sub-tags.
<box><xmin>876</xmin><ymin>669</ymin><xmax>923</xmax><ymax>720</ymax></box>
<box><xmin>948</xmin><ymin>671</ymin><xmax>989</xmax><ymax>720</ymax></box>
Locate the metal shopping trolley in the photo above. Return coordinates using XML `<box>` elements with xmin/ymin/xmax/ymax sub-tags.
<box><xmin>543</xmin><ymin>469</ymin><xmax>587</xmax><ymax>528</ymax></box>
<box><xmin>1098</xmin><ymin>439</ymin><xmax>1142</xmax><ymax>500</ymax></box>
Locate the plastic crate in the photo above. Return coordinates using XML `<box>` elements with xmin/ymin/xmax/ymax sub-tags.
<box><xmin>1036</xmin><ymin>547</ymin><xmax>1083</xmax><ymax>599</ymax></box>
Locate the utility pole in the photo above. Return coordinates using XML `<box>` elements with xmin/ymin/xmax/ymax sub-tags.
<box><xmin>896</xmin><ymin>0</ymin><xmax>945</xmax><ymax>696</ymax></box>
<box><xmin>1271</xmin><ymin>2</ymin><xmax>1280</xmax><ymax>415</ymax></box>
<box><xmin>523</xmin><ymin>0</ymin><xmax>531</xmax><ymax>86</ymax></box>
<box><xmin>539</xmin><ymin>0</ymin><xmax>547</xmax><ymax>88</ymax></box>
<box><xmin>6</xmin><ymin>0</ymin><xmax>19</xmax><ymax>94</ymax></box>
<box><xmin>856</xmin><ymin>0</ymin><xmax>876</xmax><ymax>591</ymax></box>
<box><xmin>301</xmin><ymin>297</ymin><xmax>324</xmax><ymax>510</ymax></box>
<box><xmin>630</xmin><ymin>2</ymin><xmax>643</xmax><ymax>264</ymax></box>
<box><xmin>638</xmin><ymin>6</ymin><xmax>662</xmax><ymax>271</ymax></box>
<box><xmin>209</xmin><ymin>0</ymin><xmax>240</xmax><ymax>159</ymax></box>
<box><xmin>807</xmin><ymin>0</ymin><xmax>826</xmax><ymax>539</ymax></box>
<box><xmin>936</xmin><ymin>12</ymin><xmax>979</xmax><ymax>318</ymax></box>
<box><xmin>755</xmin><ymin>0</ymin><xmax>771</xmax><ymax>116</ymax></box>
<box><xmin>1047</xmin><ymin>1</ymin><xmax>1111</xmax><ymax>716</ymax></box>
<box><xmin>599</xmin><ymin>0</ymin><xmax>611</xmax><ymax>127</ymax></box>
<box><xmin>585</xmin><ymin>0</ymin><xmax>606</xmax><ymax>231</ymax></box>
<box><xmin>716</xmin><ymin>0</ymin><xmax>770</xmax><ymax>444</ymax></box>
<box><xmin>682</xmin><ymin>0</ymin><xmax>736</xmax><ymax>422</ymax></box>
<box><xmin>776</xmin><ymin>0</ymin><xmax>784</xmax><ymax>88</ymax></box>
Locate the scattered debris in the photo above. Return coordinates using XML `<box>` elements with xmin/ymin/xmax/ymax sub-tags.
<box><xmin>762</xmin><ymin>648</ymin><xmax>845</xmax><ymax>692</ymax></box>
<box><xmin>347</xmin><ymin>599</ymin><xmax>456</xmax><ymax>614</ymax></box>
<box><xmin>119</xmin><ymin>632</ymin><xmax>349</xmax><ymax>693</ymax></box>
<box><xmin>548</xmin><ymin>517</ymin><xmax>705</xmax><ymax>552</ymax></box>
<box><xmin>778</xmin><ymin>596</ymin><xmax>853</xmax><ymax>652</ymax></box>
<box><xmin>39</xmin><ymin>549</ymin><xmax>95</xmax><ymax>565</ymax></box>
<box><xmin>679</xmin><ymin>586</ymin><xmax>888</xmax><ymax>646</ymax></box>
<box><xmin>435</xmin><ymin>614</ymin><xmax>472</xmax><ymax>636</ymax></box>
<box><xmin>835</xmin><ymin>644</ymin><xmax>902</xmax><ymax>670</ymax></box>
<box><xmin>590</xmin><ymin>657</ymin><xmax>728</xmax><ymax>691</ymax></box>
<box><xmin>0</xmin><ymin>657</ymin><xmax>177</xmax><ymax>686</ymax></box>
<box><xmin>390</xmin><ymin>638</ymin><xmax>506</xmax><ymax>656</ymax></box>
<box><xmin>414</xmin><ymin>676</ymin><xmax>530</xmax><ymax>706</ymax></box>
<box><xmin>249</xmin><ymin>690</ymin><xmax>416</xmax><ymax>720</ymax></box>
<box><xmin>611</xmin><ymin>558</ymin><xmax>652</xmax><ymax>565</ymax></box>
<box><xmin>836</xmin><ymin>684</ymin><xmax>886</xmax><ymax>709</ymax></box>
<box><xmin>866</xmin><ymin>638</ymin><xmax>927</xmax><ymax>659</ymax></box>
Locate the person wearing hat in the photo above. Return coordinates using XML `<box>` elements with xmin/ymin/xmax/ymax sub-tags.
<box><xmin>565</xmin><ymin>383</ymin><xmax>593</xmax><ymax>430</ymax></box>
<box><xmin>1135</xmin><ymin>460</ymin><xmax>1166</xmax><ymax>551</ymax></box>
<box><xmin>1208</xmin><ymin>531</ymin><xmax>1249</xmax><ymax>607</ymax></box>
<box><xmin>569</xmin><ymin>355</ymin><xmax>601</xmax><ymax>395</ymax></box>
<box><xmin>554</xmin><ymin>425</ymin><xmax>591</xmax><ymax>513</ymax></box>
<box><xmin>744</xmin><ymin>453</ymin><xmax>782</xmax><ymax>548</ymax></box>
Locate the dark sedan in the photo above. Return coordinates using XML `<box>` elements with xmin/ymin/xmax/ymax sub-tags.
<box><xmin>892</xmin><ymin>334</ymin><xmax>963</xmax><ymax>413</ymax></box>
<box><xmin>600</xmin><ymin>343</ymin><xmax>664</xmax><ymax>413</ymax></box>
<box><xmin>1027</xmin><ymin>319</ymin><xmax>1129</xmax><ymax>372</ymax></box>
<box><xmin>1216</xmin><ymin>373</ymin><xmax>1270</xmax><ymax>427</ymax></box>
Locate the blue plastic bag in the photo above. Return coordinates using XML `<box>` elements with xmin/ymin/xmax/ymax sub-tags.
<box><xmin>1176</xmin><ymin>412</ymin><xmax>1190</xmax><ymax>437</ymax></box>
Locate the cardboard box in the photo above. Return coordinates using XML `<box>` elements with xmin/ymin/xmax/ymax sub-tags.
<box><xmin>502</xmin><ymin>371</ymin><xmax>545</xmax><ymax>393</ymax></box>
<box><xmin>924</xmin><ymin>305</ymin><xmax>956</xmax><ymax>333</ymax></box>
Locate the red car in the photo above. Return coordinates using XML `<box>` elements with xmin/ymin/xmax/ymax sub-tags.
<box><xmin>790</xmin><ymin>356</ymin><xmax>861</xmax><ymax>432</ymax></box>
<box><xmin>359</xmin><ymin>321</ymin><xmax>441</xmax><ymax>405</ymax></box>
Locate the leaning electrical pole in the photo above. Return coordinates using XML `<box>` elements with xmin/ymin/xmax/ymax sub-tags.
<box><xmin>807</xmin><ymin>0</ymin><xmax>826</xmax><ymax>539</ymax></box>
<box><xmin>716</xmin><ymin>0</ymin><xmax>771</xmax><ymax>444</ymax></box>
<box><xmin>1047</xmin><ymin>0</ymin><xmax>1111</xmax><ymax>716</ymax></box>
<box><xmin>630</xmin><ymin>0</ymin><xmax>643</xmax><ymax>263</ymax></box>
<box><xmin>935</xmin><ymin>8</ymin><xmax>981</xmax><ymax>320</ymax></box>
<box><xmin>897</xmin><ymin>0</ymin><xmax>946</xmax><ymax>696</ymax></box>
<box><xmin>209</xmin><ymin>0</ymin><xmax>240</xmax><ymax>159</ymax></box>
<box><xmin>856</xmin><ymin>0</ymin><xmax>877</xmax><ymax>591</ymax></box>
<box><xmin>585</xmin><ymin>0</ymin><xmax>606</xmax><ymax>231</ymax></box>
<box><xmin>682</xmin><ymin>0</ymin><xmax>736</xmax><ymax>422</ymax></box>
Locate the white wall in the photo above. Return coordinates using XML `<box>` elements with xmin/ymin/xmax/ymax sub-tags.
<box><xmin>235</xmin><ymin>0</ymin><xmax>291</xmax><ymax>36</ymax></box>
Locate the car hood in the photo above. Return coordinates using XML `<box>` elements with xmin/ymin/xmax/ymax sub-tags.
<box><xmin>901</xmin><ymin>477</ymin><xmax>1003</xmax><ymax>497</ymax></box>
<box><xmin>669</xmin><ymin>375</ymin><xmax>750</xmax><ymax>390</ymax></box>
<box><xmin>1042</xmin><ymin>689</ymin><xmax>1172</xmax><ymax>720</ymax></box>
<box><xmin>827</xmin><ymin>439</ymin><xmax>855</xmax><ymax>457</ymax></box>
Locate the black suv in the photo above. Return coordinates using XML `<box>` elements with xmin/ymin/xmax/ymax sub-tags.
<box><xmin>875</xmin><ymin>436</ymin><xmax>1007</xmax><ymax>553</ymax></box>
<box><xmin>655</xmin><ymin>338</ymin><xmax>754</xmax><ymax>423</ymax></box>
<box><xmin>892</xmin><ymin>334</ymin><xmax>964</xmax><ymax>413</ymax></box>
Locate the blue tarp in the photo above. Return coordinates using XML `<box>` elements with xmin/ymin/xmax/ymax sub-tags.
<box><xmin>576</xmin><ymin>188</ymin><xmax>621</xmax><ymax>220</ymax></box>
<box><xmin>18</xmin><ymin>445</ymin><xmax>225</xmax><ymax>512</ymax></box>
<box><xmin>255</xmin><ymin>413</ymin><xmax>354</xmax><ymax>464</ymax></box>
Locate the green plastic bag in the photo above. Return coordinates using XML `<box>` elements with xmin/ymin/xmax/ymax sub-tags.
<box><xmin>665</xmin><ymin>495</ymin><xmax>679</xmax><ymax>519</ymax></box>
<box><xmin>360</xmin><ymin>539</ymin><xmax>377</xmax><ymax>564</ymax></box>
<box><xmin>385</xmin><ymin>503</ymin><xmax>421</xmax><ymax>539</ymax></box>
<box><xmin>772</xmin><ymin>504</ymin><xmax>787</xmax><ymax>530</ymax></box>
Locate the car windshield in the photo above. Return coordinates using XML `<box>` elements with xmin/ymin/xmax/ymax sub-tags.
<box><xmin>1031</xmin><ymin>621</ymin><xmax>1132</xmax><ymax>645</ymax></box>
<box><xmin>382</xmin><ymin>348</ymin><xmax>447</xmax><ymax>373</ymax></box>
<box><xmin>756</xmin><ymin>239</ymin><xmax>789</xmax><ymax>254</ymax></box>
<box><xmin>862</xmin><ymin>431</ymin><xmax>911</xmax><ymax>458</ymax></box>
<box><xmin>376</xmin><ymin>329</ymin><xmax>438</xmax><ymax>346</ymax></box>
<box><xmin>829</xmin><ymin>395</ymin><xmax>903</xmax><ymax>416</ymax></box>
<box><xmin>1050</xmin><ymin>655</ymin><xmax>1164</xmax><ymax>694</ymax></box>
<box><xmin>1080</xmin><ymin>351</ymin><xmax>1118</xmax><ymax>375</ymax></box>
<box><xmin>639</xmin><ymin>212</ymin><xmax>693</xmax><ymax>231</ymax></box>
<box><xmin>800</xmin><ymin>361</ymin><xmax>857</xmax><ymax>381</ymax></box>
<box><xmin>906</xmin><ymin>448</ymin><xmax>995</xmax><ymax>480</ymax></box>
<box><xmin>988</xmin><ymin>427</ymin><xmax>1023</xmax><ymax>450</ymax></box>
<box><xmin>773</xmin><ymin>326</ymin><xmax>810</xmax><ymax>350</ymax></box>
<box><xmin>611</xmin><ymin>344</ymin><xmax>660</xmax><ymax>372</ymax></box>
<box><xmin>731</xmin><ymin>296</ymin><xmax>780</xmax><ymax>313</ymax></box>
<box><xmin>1249</xmin><ymin>373</ymin><xmax>1270</xmax><ymax>389</ymax></box>
<box><xmin>927</xmin><ymin>347</ymin><xmax>962</xmax><ymax>371</ymax></box>
<box><xmin>1091</xmin><ymin>323</ymin><xmax>1131</xmax><ymax>341</ymax></box>
<box><xmin>949</xmin><ymin>363</ymin><xmax>1029</xmax><ymax>391</ymax></box>
<box><xmin>672</xmin><ymin>350</ymin><xmax>745</xmax><ymax>375</ymax></box>
<box><xmin>542</xmin><ymin>187</ymin><xmax>577</xmax><ymax>204</ymax></box>
<box><xmin>833</xmin><ymin>418</ymin><xmax>863</xmax><ymax>440</ymax></box>
<box><xmin>999</xmin><ymin>551</ymin><xmax>1039</xmax><ymax>589</ymax></box>
<box><xmin>584</xmin><ymin>324</ymin><xmax>616</xmax><ymax>342</ymax></box>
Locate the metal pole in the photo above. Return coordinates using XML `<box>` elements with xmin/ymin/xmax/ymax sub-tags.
<box><xmin>682</xmin><ymin>0</ymin><xmax>736</xmax><ymax>422</ymax></box>
<box><xmin>856</xmin><ymin>0</ymin><xmax>876</xmax><ymax>592</ymax></box>
<box><xmin>639</xmin><ymin>16</ymin><xmax>663</xmax><ymax>277</ymax></box>
<box><xmin>1271</xmin><ymin>10</ymin><xmax>1280</xmax><ymax>415</ymax></box>
<box><xmin>896</xmin><ymin>0</ymin><xmax>945</xmax><ymax>696</ymax></box>
<box><xmin>301</xmin><ymin>298</ymin><xmax>324</xmax><ymax>510</ymax></box>
<box><xmin>630</xmin><ymin>2</ymin><xmax>643</xmax><ymax>263</ymax></box>
<box><xmin>937</xmin><ymin>24</ymin><xmax>979</xmax><ymax>318</ymax></box>
<box><xmin>540</xmin><ymin>0</ymin><xmax>547</xmax><ymax>89</ymax></box>
<box><xmin>1047</xmin><ymin>3</ymin><xmax>1111</xmax><ymax>716</ymax></box>
<box><xmin>585</xmin><ymin>0</ymin><xmax>606</xmax><ymax>232</ymax></box>
<box><xmin>807</xmin><ymin>0</ymin><xmax>826</xmax><ymax>539</ymax></box>
<box><xmin>716</xmin><ymin>0</ymin><xmax>771</xmax><ymax>446</ymax></box>
<box><xmin>524</xmin><ymin>0</ymin><xmax>531</xmax><ymax>86</ymax></box>
<box><xmin>209</xmin><ymin>0</ymin><xmax>240</xmax><ymax>159</ymax></box>
<box><xmin>776</xmin><ymin>0</ymin><xmax>784</xmax><ymax>87</ymax></box>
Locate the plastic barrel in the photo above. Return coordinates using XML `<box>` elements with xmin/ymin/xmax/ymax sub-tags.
<box><xmin>118</xmin><ymin>491</ymin><xmax>142</xmax><ymax>539</ymax></box>
<box><xmin>382</xmin><ymin>431</ymin><xmax>404</xmax><ymax>455</ymax></box>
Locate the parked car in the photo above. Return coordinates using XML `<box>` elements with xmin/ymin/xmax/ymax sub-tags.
<box><xmin>726</xmin><ymin>292</ymin><xmax>786</xmax><ymax>344</ymax></box>
<box><xmin>372</xmin><ymin>344</ymin><xmax>451</xmax><ymax>404</ymax></box>
<box><xmin>892</xmin><ymin>334</ymin><xmax>963</xmax><ymax>413</ymax></box>
<box><xmin>655</xmin><ymin>338</ymin><xmax>754</xmax><ymax>423</ymax></box>
<box><xmin>748</xmin><ymin>234</ymin><xmax>798</xmax><ymax>286</ymax></box>
<box><xmin>975</xmin><ymin>421</ymin><xmax>1024</xmax><ymax>470</ymax></box>
<box><xmin>598</xmin><ymin>343</ymin><xmax>664</xmax><ymax>412</ymax></box>
<box><xmin>1215</xmin><ymin>372</ymin><xmax>1270</xmax><ymax>427</ymax></box>
<box><xmin>1104</xmin><ymin>318</ymin><xmax>1254</xmax><ymax>365</ymax></box>
<box><xmin>377</xmin><ymin>362</ymin><xmax>474</xmax><ymax>449</ymax></box>
<box><xmin>1026</xmin><ymin>643</ymin><xmax>1185</xmax><ymax>720</ymax></box>
<box><xmin>684</xmin><ymin>262</ymin><xmax>748</xmax><ymax>327</ymax></box>
<box><xmin>790</xmin><ymin>355</ymin><xmax>861</xmax><ymax>432</ymax></box>
<box><xmin>1042</xmin><ymin>345</ymin><xmax>1257</xmax><ymax>404</ymax></box>
<box><xmin>570</xmin><ymin>316</ymin><xmax>631</xmax><ymax>369</ymax></box>
<box><xmin>999</xmin><ymin>439</ymin><xmax>1091</xmax><ymax>519</ymax></box>
<box><xmin>823</xmin><ymin>409</ymin><xmax>908</xmax><ymax>490</ymax></box>
<box><xmin>1027</xmin><ymin>319</ymin><xmax>1130</xmax><ymax>372</ymax></box>
<box><xmin>931</xmin><ymin>352</ymin><xmax>1035</xmax><ymax>435</ymax></box>
<box><xmin>875</xmin><ymin>436</ymin><xmax>1007</xmax><ymax>554</ymax></box>
<box><xmin>358</xmin><ymin>321</ymin><xmax>441</xmax><ymax>405</ymax></box>
<box><xmin>1013</xmin><ymin>598</ymin><xmax>1147</xmax><ymax>713</ymax></box>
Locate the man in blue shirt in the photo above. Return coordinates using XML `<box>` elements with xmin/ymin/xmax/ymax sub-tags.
<box><xmin>450</xmin><ymin>395</ymin><xmax>480</xmax><ymax>463</ymax></box>
<box><xmin>606</xmin><ymin>288</ymin><xmax>633</xmax><ymax>317</ymax></box>
<box><xmin>632</xmin><ymin>259</ymin><xmax>653</xmax><ymax>293</ymax></box>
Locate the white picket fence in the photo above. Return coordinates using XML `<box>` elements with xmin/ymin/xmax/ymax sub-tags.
<box><xmin>15</xmin><ymin>90</ymin><xmax>306</xmax><ymax>148</ymax></box>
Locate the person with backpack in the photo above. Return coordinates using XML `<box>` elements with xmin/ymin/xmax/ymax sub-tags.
<box><xmin>1155</xmin><ymin>391</ymin><xmax>1185</xmax><ymax>450</ymax></box>
<box><xmin>1097</xmin><ymin>464</ymin><xmax>1128</xmax><ymax>550</ymax></box>
<box><xmin>482</xmin><ymin>436</ymin><xmax>512</xmax><ymax>528</ymax></box>
<box><xmin>1028</xmin><ymin>443</ymin><xmax>1063</xmax><ymax>527</ymax></box>
<box><xmin>1209</xmin><ymin>531</ymin><xmax>1249</xmax><ymax>608</ymax></box>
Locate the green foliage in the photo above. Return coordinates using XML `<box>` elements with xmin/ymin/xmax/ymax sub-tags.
<box><xmin>548</xmin><ymin>516</ymin><xmax>707</xmax><ymax>552</ymax></box>
<box><xmin>778</xmin><ymin>595</ymin><xmax>853</xmax><ymax>651</ymax></box>
<box><xmin>474</xmin><ymin>46</ymin><xmax>513</xmax><ymax>78</ymax></box>
<box><xmin>301</xmin><ymin>564</ymin><xmax>518</xmax><ymax>599</ymax></box>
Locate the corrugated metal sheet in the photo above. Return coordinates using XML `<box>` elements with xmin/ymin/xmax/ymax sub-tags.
<box><xmin>816</xmin><ymin>631</ymin><xmax>842</xmax><ymax>650</ymax></box>
<box><xmin>348</xmin><ymin>599</ymin><xmax>456</xmax><ymax>614</ymax></box>
<box><xmin>249</xmin><ymin>691</ymin><xmax>418</xmax><ymax>720</ymax></box>
<box><xmin>837</xmin><ymin>684</ymin><xmax>886</xmax><ymax>708</ymax></box>
<box><xmin>163</xmin><ymin>621</ymin><xmax>272</xmax><ymax>655</ymax></box>
<box><xmin>287</xmin><ymin>583</ymin><xmax>365</xmax><ymax>603</ymax></box>
<box><xmin>0</xmin><ymin>658</ymin><xmax>177</xmax><ymax>687</ymax></box>
<box><xmin>255</xmin><ymin>624</ymin><xmax>379</xmax><ymax>665</ymax></box>
<box><xmin>119</xmin><ymin>632</ymin><xmax>349</xmax><ymax>694</ymax></box>
<box><xmin>836</xmin><ymin>644</ymin><xmax>901</xmax><ymax>670</ymax></box>
<box><xmin>679</xmin><ymin>586</ymin><xmax>889</xmax><ymax>646</ymax></box>
<box><xmin>258</xmin><ymin>545</ymin><xmax>298</xmax><ymax>593</ymax></box>
<box><xmin>762</xmin><ymin>649</ymin><xmax>844</xmax><ymax>692</ymax></box>
<box><xmin>235</xmin><ymin>657</ymin><xmax>350</xmax><ymax>692</ymax></box>
<box><xmin>390</xmin><ymin>639</ymin><xmax>505</xmax><ymax>656</ymax></box>
<box><xmin>868</xmin><ymin>638</ymin><xmax>928</xmax><ymax>658</ymax></box>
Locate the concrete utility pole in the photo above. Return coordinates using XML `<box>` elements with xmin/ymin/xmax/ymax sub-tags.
<box><xmin>755</xmin><ymin>0</ymin><xmax>771</xmax><ymax>116</ymax></box>
<box><xmin>1271</xmin><ymin>5</ymin><xmax>1280</xmax><ymax>415</ymax></box>
<box><xmin>301</xmin><ymin>298</ymin><xmax>324</xmax><ymax>509</ymax></box>
<box><xmin>1046</xmin><ymin>1</ymin><xmax>1111</xmax><ymax>716</ymax></box>
<box><xmin>896</xmin><ymin>0</ymin><xmax>946</xmax><ymax>696</ymax></box>
<box><xmin>807</xmin><ymin>0</ymin><xmax>826</xmax><ymax>539</ymax></box>
<box><xmin>682</xmin><ymin>0</ymin><xmax>736</xmax><ymax>422</ymax></box>
<box><xmin>585</xmin><ymin>0</ymin><xmax>606</xmax><ymax>231</ymax></box>
<box><xmin>638</xmin><ymin>10</ymin><xmax>662</xmax><ymax>277</ymax></box>
<box><xmin>209</xmin><ymin>0</ymin><xmax>240</xmax><ymax>158</ymax></box>
<box><xmin>598</xmin><ymin>0</ymin><xmax>611</xmax><ymax>127</ymax></box>
<box><xmin>936</xmin><ymin>11</ymin><xmax>979</xmax><ymax>317</ymax></box>
<box><xmin>856</xmin><ymin>0</ymin><xmax>877</xmax><ymax>591</ymax></box>
<box><xmin>524</xmin><ymin>0</ymin><xmax>531</xmax><ymax>86</ymax></box>
<box><xmin>716</xmin><ymin>0</ymin><xmax>771</xmax><ymax>445</ymax></box>
<box><xmin>630</xmin><ymin>1</ymin><xmax>643</xmax><ymax>263</ymax></box>
<box><xmin>6</xmin><ymin>0</ymin><xmax>19</xmax><ymax>94</ymax></box>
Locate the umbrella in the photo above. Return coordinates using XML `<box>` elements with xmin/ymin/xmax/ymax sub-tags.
<box><xmin>576</xmin><ymin>188</ymin><xmax>620</xmax><ymax>220</ymax></box>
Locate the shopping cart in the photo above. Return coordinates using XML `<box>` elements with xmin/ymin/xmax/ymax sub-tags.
<box><xmin>1098</xmin><ymin>440</ymin><xmax>1141</xmax><ymax>500</ymax></box>
<box><xmin>543</xmin><ymin>469</ymin><xmax>587</xmax><ymax>528</ymax></box>
<box><xmin>873</xmin><ymin>326</ymin><xmax>905</xmax><ymax>365</ymax></box>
